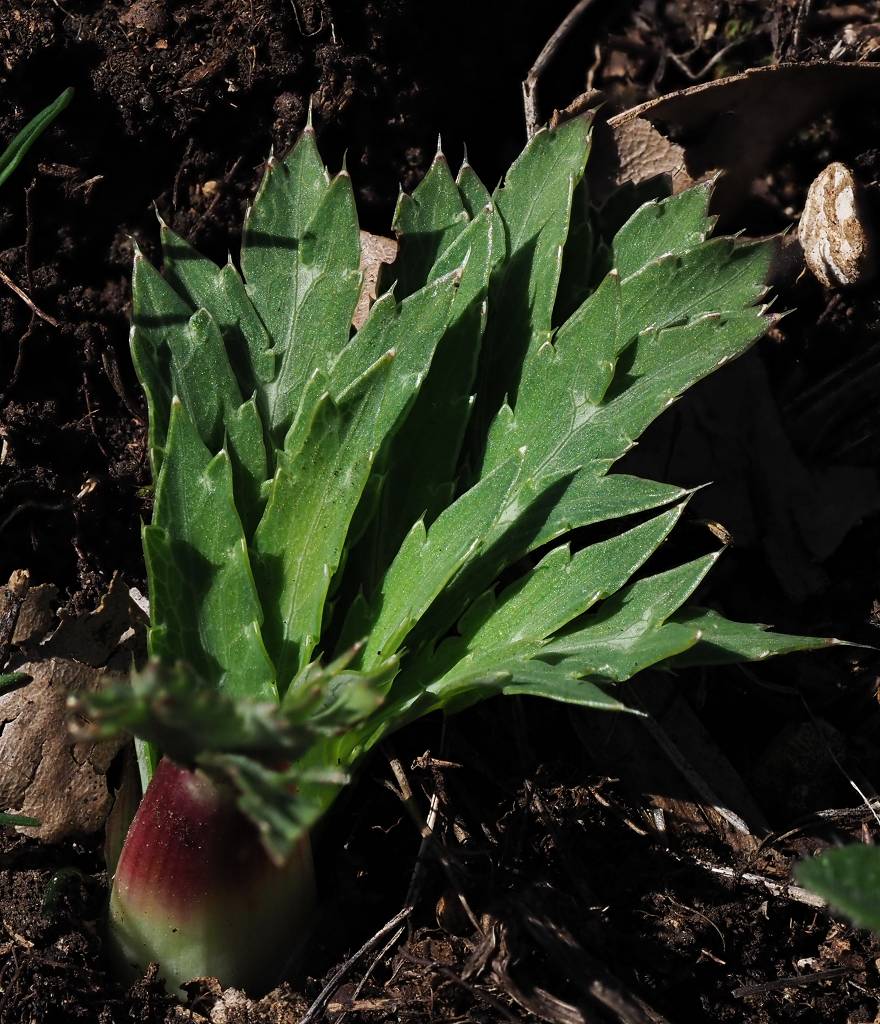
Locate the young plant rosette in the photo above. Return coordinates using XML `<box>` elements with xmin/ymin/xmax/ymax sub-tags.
<box><xmin>75</xmin><ymin>113</ymin><xmax>834</xmax><ymax>994</ymax></box>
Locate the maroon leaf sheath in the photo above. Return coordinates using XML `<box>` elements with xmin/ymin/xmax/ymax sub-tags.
<box><xmin>109</xmin><ymin>757</ymin><xmax>316</xmax><ymax>993</ymax></box>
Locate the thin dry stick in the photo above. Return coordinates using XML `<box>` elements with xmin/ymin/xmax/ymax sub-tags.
<box><xmin>336</xmin><ymin>926</ymin><xmax>405</xmax><ymax>1023</ymax></box>
<box><xmin>732</xmin><ymin>967</ymin><xmax>848</xmax><ymax>999</ymax></box>
<box><xmin>388</xmin><ymin>754</ymin><xmax>482</xmax><ymax>934</ymax></box>
<box><xmin>681</xmin><ymin>856</ymin><xmax>827</xmax><ymax>909</ymax></box>
<box><xmin>0</xmin><ymin>267</ymin><xmax>60</xmax><ymax>328</ymax></box>
<box><xmin>523</xmin><ymin>0</ymin><xmax>602</xmax><ymax>138</ymax></box>
<box><xmin>297</xmin><ymin>905</ymin><xmax>413</xmax><ymax>1024</ymax></box>
<box><xmin>790</xmin><ymin>0</ymin><xmax>814</xmax><ymax>55</ymax></box>
<box><xmin>666</xmin><ymin>40</ymin><xmax>743</xmax><ymax>82</ymax></box>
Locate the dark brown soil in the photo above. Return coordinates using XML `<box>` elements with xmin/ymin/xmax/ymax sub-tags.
<box><xmin>4</xmin><ymin>0</ymin><xmax>880</xmax><ymax>1021</ymax></box>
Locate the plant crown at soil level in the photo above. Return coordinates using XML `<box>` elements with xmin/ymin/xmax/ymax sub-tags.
<box><xmin>81</xmin><ymin>112</ymin><xmax>830</xmax><ymax>866</ymax></box>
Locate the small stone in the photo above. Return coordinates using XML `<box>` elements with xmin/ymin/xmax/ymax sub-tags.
<box><xmin>799</xmin><ymin>161</ymin><xmax>874</xmax><ymax>288</ymax></box>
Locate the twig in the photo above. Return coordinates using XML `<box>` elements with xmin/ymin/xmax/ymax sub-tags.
<box><xmin>172</xmin><ymin>138</ymin><xmax>194</xmax><ymax>212</ymax></box>
<box><xmin>522</xmin><ymin>0</ymin><xmax>602</xmax><ymax>139</ymax></box>
<box><xmin>0</xmin><ymin>267</ymin><xmax>60</xmax><ymax>327</ymax></box>
<box><xmin>297</xmin><ymin>906</ymin><xmax>413</xmax><ymax>1024</ymax></box>
<box><xmin>518</xmin><ymin>908</ymin><xmax>673</xmax><ymax>1024</ymax></box>
<box><xmin>327</xmin><ymin>996</ymin><xmax>395</xmax><ymax>1014</ymax></box>
<box><xmin>732</xmin><ymin>967</ymin><xmax>849</xmax><ymax>999</ymax></box>
<box><xmin>335</xmin><ymin>926</ymin><xmax>405</xmax><ymax>1023</ymax></box>
<box><xmin>0</xmin><ymin>321</ymin><xmax>35</xmax><ymax>409</ymax></box>
<box><xmin>387</xmin><ymin>753</ymin><xmax>482</xmax><ymax>933</ymax></box>
<box><xmin>665</xmin><ymin>40</ymin><xmax>744</xmax><ymax>82</ymax></box>
<box><xmin>790</xmin><ymin>0</ymin><xmax>814</xmax><ymax>55</ymax></box>
<box><xmin>764</xmin><ymin>801</ymin><xmax>880</xmax><ymax>847</ymax></box>
<box><xmin>681</xmin><ymin>856</ymin><xmax>827</xmax><ymax>909</ymax></box>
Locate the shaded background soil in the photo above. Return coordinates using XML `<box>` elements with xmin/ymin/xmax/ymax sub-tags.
<box><xmin>3</xmin><ymin>0</ymin><xmax>880</xmax><ymax>1021</ymax></box>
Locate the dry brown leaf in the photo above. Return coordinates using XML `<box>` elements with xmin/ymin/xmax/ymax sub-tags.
<box><xmin>582</xmin><ymin>61</ymin><xmax>880</xmax><ymax>218</ymax></box>
<box><xmin>0</xmin><ymin>657</ymin><xmax>127</xmax><ymax>842</ymax></box>
<box><xmin>12</xmin><ymin>583</ymin><xmax>59</xmax><ymax>647</ymax></box>
<box><xmin>42</xmin><ymin>572</ymin><xmax>146</xmax><ymax>669</ymax></box>
<box><xmin>354</xmin><ymin>229</ymin><xmax>397</xmax><ymax>330</ymax></box>
<box><xmin>0</xmin><ymin>572</ymin><xmax>147</xmax><ymax>842</ymax></box>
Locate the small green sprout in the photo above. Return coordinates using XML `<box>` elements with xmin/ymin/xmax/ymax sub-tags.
<box><xmin>0</xmin><ymin>88</ymin><xmax>73</xmax><ymax>190</ymax></box>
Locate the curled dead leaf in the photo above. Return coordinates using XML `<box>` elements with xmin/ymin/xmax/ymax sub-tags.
<box><xmin>579</xmin><ymin>61</ymin><xmax>880</xmax><ymax>221</ymax></box>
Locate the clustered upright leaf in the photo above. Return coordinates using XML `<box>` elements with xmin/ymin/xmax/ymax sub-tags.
<box><xmin>103</xmin><ymin>112</ymin><xmax>833</xmax><ymax>864</ymax></box>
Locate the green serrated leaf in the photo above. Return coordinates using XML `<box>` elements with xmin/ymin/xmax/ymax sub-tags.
<box><xmin>548</xmin><ymin>554</ymin><xmax>719</xmax><ymax>648</ymax></box>
<box><xmin>254</xmin><ymin>271</ymin><xmax>460</xmax><ymax>687</ymax></box>
<box><xmin>265</xmin><ymin>173</ymin><xmax>362</xmax><ymax>439</ymax></box>
<box><xmin>130</xmin><ymin>253</ymin><xmax>192</xmax><ymax>473</ymax></box>
<box><xmin>241</xmin><ymin>135</ymin><xmax>361</xmax><ymax>441</ymax></box>
<box><xmin>495</xmin><ymin>660</ymin><xmax>632</xmax><ymax>711</ymax></box>
<box><xmin>148</xmin><ymin>399</ymin><xmax>276</xmax><ymax>700</ymax></box>
<box><xmin>254</xmin><ymin>385</ymin><xmax>373</xmax><ymax>688</ymax></box>
<box><xmin>388</xmin><ymin>152</ymin><xmax>469</xmax><ymax>298</ymax></box>
<box><xmin>357</xmin><ymin>207</ymin><xmax>497</xmax><ymax>585</ymax></box>
<box><xmin>456</xmin><ymin>159</ymin><xmax>491</xmax><ymax>219</ymax></box>
<box><xmin>553</xmin><ymin>177</ymin><xmax>595</xmax><ymax>325</ymax></box>
<box><xmin>161</xmin><ymin>223</ymin><xmax>275</xmax><ymax>396</ymax></box>
<box><xmin>664</xmin><ymin>607</ymin><xmax>837</xmax><ymax>666</ymax></box>
<box><xmin>612</xmin><ymin>180</ymin><xmax>715</xmax><ymax>280</ymax></box>
<box><xmin>474</xmin><ymin>115</ymin><xmax>592</xmax><ymax>433</ymax></box>
<box><xmin>360</xmin><ymin>226</ymin><xmax>768</xmax><ymax>672</ymax></box>
<box><xmin>406</xmin><ymin>473</ymin><xmax>689</xmax><ymax>659</ymax></box>
<box><xmin>240</xmin><ymin>129</ymin><xmax>329</xmax><ymax>326</ymax></box>
<box><xmin>459</xmin><ymin>504</ymin><xmax>687</xmax><ymax>651</ymax></box>
<box><xmin>797</xmin><ymin>846</ymin><xmax>880</xmax><ymax>933</ymax></box>
<box><xmin>393</xmin><ymin>536</ymin><xmax>709</xmax><ymax>720</ymax></box>
<box><xmin>354</xmin><ymin>453</ymin><xmax>524</xmax><ymax>667</ymax></box>
<box><xmin>538</xmin><ymin>619</ymin><xmax>702</xmax><ymax>684</ymax></box>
